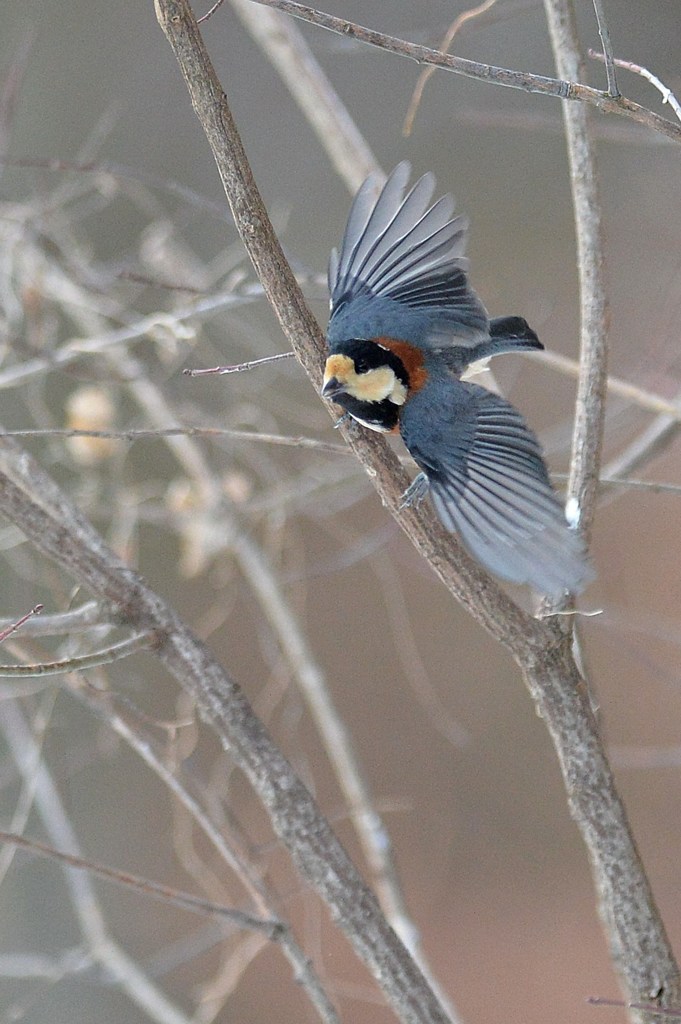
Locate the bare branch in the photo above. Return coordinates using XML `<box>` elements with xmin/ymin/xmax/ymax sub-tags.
<box><xmin>542</xmin><ymin>0</ymin><xmax>679</xmax><ymax>1008</ymax></box>
<box><xmin>543</xmin><ymin>0</ymin><xmax>608</xmax><ymax>546</ymax></box>
<box><xmin>249</xmin><ymin>0</ymin><xmax>681</xmax><ymax>143</ymax></box>
<box><xmin>0</xmin><ymin>433</ymin><xmax>454</xmax><ymax>1024</ymax></box>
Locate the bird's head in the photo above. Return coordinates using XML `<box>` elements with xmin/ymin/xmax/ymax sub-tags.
<box><xmin>321</xmin><ymin>339</ymin><xmax>408</xmax><ymax>407</ymax></box>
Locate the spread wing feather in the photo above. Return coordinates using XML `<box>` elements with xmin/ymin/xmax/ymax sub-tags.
<box><xmin>328</xmin><ymin>162</ymin><xmax>489</xmax><ymax>347</ymax></box>
<box><xmin>400</xmin><ymin>377</ymin><xmax>593</xmax><ymax>596</ymax></box>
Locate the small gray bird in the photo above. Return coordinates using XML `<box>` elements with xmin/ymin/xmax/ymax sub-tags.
<box><xmin>321</xmin><ymin>162</ymin><xmax>593</xmax><ymax>597</ymax></box>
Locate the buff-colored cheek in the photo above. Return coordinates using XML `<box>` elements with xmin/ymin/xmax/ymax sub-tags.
<box><xmin>354</xmin><ymin>367</ymin><xmax>396</xmax><ymax>402</ymax></box>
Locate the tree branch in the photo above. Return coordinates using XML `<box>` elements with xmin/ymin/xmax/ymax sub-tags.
<box><xmin>248</xmin><ymin>0</ymin><xmax>681</xmax><ymax>143</ymax></box>
<box><xmin>544</xmin><ymin>0</ymin><xmax>608</xmax><ymax>546</ymax></box>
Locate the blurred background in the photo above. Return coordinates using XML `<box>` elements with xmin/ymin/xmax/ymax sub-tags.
<box><xmin>1</xmin><ymin>1</ymin><xmax>681</xmax><ymax>1022</ymax></box>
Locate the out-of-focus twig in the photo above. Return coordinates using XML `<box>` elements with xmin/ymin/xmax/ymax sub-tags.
<box><xmin>0</xmin><ymin>631</ymin><xmax>151</xmax><ymax>677</ymax></box>
<box><xmin>533</xmin><ymin>350</ymin><xmax>681</xmax><ymax>420</ymax></box>
<box><xmin>601</xmin><ymin>400</ymin><xmax>681</xmax><ymax>482</ymax></box>
<box><xmin>0</xmin><ymin>290</ymin><xmax>258</xmax><ymax>390</ymax></box>
<box><xmin>230</xmin><ymin>0</ymin><xmax>379</xmax><ymax>191</ymax></box>
<box><xmin>0</xmin><ymin>31</ymin><xmax>34</xmax><ymax>167</ymax></box>
<box><xmin>0</xmin><ymin>830</ymin><xmax>282</xmax><ymax>932</ymax></box>
<box><xmin>0</xmin><ymin>605</ymin><xmax>43</xmax><ymax>644</ymax></box>
<box><xmin>403</xmin><ymin>0</ymin><xmax>499</xmax><ymax>137</ymax></box>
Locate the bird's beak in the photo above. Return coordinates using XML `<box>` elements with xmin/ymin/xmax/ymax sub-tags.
<box><xmin>321</xmin><ymin>376</ymin><xmax>345</xmax><ymax>400</ymax></box>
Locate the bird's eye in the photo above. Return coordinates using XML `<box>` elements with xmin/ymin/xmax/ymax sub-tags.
<box><xmin>355</xmin><ymin>359</ymin><xmax>369</xmax><ymax>374</ymax></box>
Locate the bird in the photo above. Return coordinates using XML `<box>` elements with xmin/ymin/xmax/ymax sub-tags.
<box><xmin>321</xmin><ymin>162</ymin><xmax>593</xmax><ymax>597</ymax></box>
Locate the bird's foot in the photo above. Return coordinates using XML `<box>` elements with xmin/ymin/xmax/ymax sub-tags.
<box><xmin>399</xmin><ymin>473</ymin><xmax>430</xmax><ymax>510</ymax></box>
<box><xmin>333</xmin><ymin>413</ymin><xmax>353</xmax><ymax>430</ymax></box>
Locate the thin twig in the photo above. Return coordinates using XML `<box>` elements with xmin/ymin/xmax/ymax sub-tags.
<box><xmin>183</xmin><ymin>350</ymin><xmax>294</xmax><ymax>375</ymax></box>
<box><xmin>0</xmin><ymin>425</ymin><xmax>350</xmax><ymax>455</ymax></box>
<box><xmin>588</xmin><ymin>997</ymin><xmax>681</xmax><ymax>1018</ymax></box>
<box><xmin>0</xmin><ymin>602</ymin><xmax>109</xmax><ymax>638</ymax></box>
<box><xmin>198</xmin><ymin>0</ymin><xmax>226</xmax><ymax>23</ymax></box>
<box><xmin>0</xmin><ymin>632</ymin><xmax>152</xmax><ymax>677</ymax></box>
<box><xmin>0</xmin><ymin>830</ymin><xmax>282</xmax><ymax>934</ymax></box>
<box><xmin>591</xmin><ymin>0</ymin><xmax>620</xmax><ymax>97</ymax></box>
<box><xmin>0</xmin><ymin>605</ymin><xmax>43</xmax><ymax>644</ymax></box>
<box><xmin>403</xmin><ymin>0</ymin><xmax>499</xmax><ymax>137</ymax></box>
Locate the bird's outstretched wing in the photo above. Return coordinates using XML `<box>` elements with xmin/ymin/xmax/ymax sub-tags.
<box><xmin>327</xmin><ymin>162</ymin><xmax>490</xmax><ymax>351</ymax></box>
<box><xmin>400</xmin><ymin>374</ymin><xmax>593</xmax><ymax>597</ymax></box>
